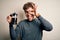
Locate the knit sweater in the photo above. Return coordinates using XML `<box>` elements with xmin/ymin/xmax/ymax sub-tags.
<box><xmin>9</xmin><ymin>16</ymin><xmax>53</xmax><ymax>40</ymax></box>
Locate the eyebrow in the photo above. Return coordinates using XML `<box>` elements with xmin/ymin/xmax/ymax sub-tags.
<box><xmin>25</xmin><ymin>10</ymin><xmax>34</xmax><ymax>12</ymax></box>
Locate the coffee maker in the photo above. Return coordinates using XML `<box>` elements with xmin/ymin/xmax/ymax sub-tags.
<box><xmin>10</xmin><ymin>13</ymin><xmax>18</xmax><ymax>25</ymax></box>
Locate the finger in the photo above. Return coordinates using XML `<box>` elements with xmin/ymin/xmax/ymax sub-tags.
<box><xmin>7</xmin><ymin>16</ymin><xmax>12</xmax><ymax>23</ymax></box>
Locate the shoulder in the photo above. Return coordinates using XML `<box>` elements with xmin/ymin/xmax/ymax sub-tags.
<box><xmin>16</xmin><ymin>19</ymin><xmax>27</xmax><ymax>29</ymax></box>
<box><xmin>17</xmin><ymin>19</ymin><xmax>27</xmax><ymax>25</ymax></box>
<box><xmin>35</xmin><ymin>18</ymin><xmax>41</xmax><ymax>24</ymax></box>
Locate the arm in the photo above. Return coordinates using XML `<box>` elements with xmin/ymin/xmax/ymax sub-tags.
<box><xmin>37</xmin><ymin>16</ymin><xmax>53</xmax><ymax>31</ymax></box>
<box><xmin>7</xmin><ymin>15</ymin><xmax>22</xmax><ymax>40</ymax></box>
<box><xmin>9</xmin><ymin>24</ymin><xmax>17</xmax><ymax>40</ymax></box>
<box><xmin>9</xmin><ymin>23</ymin><xmax>22</xmax><ymax>40</ymax></box>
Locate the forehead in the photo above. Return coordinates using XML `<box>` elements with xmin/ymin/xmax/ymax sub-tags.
<box><xmin>26</xmin><ymin>7</ymin><xmax>34</xmax><ymax>11</ymax></box>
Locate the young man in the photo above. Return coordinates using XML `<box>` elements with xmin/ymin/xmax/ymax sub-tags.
<box><xmin>7</xmin><ymin>2</ymin><xmax>53</xmax><ymax>40</ymax></box>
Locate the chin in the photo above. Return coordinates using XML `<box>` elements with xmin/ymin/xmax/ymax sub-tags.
<box><xmin>27</xmin><ymin>17</ymin><xmax>34</xmax><ymax>21</ymax></box>
<box><xmin>28</xmin><ymin>19</ymin><xmax>33</xmax><ymax>21</ymax></box>
<box><xmin>29</xmin><ymin>20</ymin><xmax>32</xmax><ymax>21</ymax></box>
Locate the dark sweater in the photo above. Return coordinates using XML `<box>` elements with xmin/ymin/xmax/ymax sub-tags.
<box><xmin>9</xmin><ymin>16</ymin><xmax>53</xmax><ymax>40</ymax></box>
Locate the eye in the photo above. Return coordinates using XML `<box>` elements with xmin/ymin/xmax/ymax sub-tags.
<box><xmin>25</xmin><ymin>11</ymin><xmax>28</xmax><ymax>13</ymax></box>
<box><xmin>31</xmin><ymin>11</ymin><xmax>34</xmax><ymax>12</ymax></box>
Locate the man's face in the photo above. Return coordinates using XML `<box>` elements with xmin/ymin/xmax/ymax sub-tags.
<box><xmin>25</xmin><ymin>7</ymin><xmax>35</xmax><ymax>21</ymax></box>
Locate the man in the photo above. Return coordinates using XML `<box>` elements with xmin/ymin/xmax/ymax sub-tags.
<box><xmin>7</xmin><ymin>2</ymin><xmax>53</xmax><ymax>40</ymax></box>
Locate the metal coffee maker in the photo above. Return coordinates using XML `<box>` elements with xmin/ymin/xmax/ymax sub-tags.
<box><xmin>10</xmin><ymin>13</ymin><xmax>18</xmax><ymax>25</ymax></box>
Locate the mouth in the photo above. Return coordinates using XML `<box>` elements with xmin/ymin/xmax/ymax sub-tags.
<box><xmin>27</xmin><ymin>14</ymin><xmax>34</xmax><ymax>18</ymax></box>
<box><xmin>26</xmin><ymin>14</ymin><xmax>34</xmax><ymax>21</ymax></box>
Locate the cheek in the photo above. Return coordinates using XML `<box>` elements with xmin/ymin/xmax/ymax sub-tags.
<box><xmin>31</xmin><ymin>12</ymin><xmax>35</xmax><ymax>16</ymax></box>
<box><xmin>25</xmin><ymin>12</ymin><xmax>35</xmax><ymax>18</ymax></box>
<box><xmin>25</xmin><ymin>13</ymin><xmax>28</xmax><ymax>17</ymax></box>
<box><xmin>31</xmin><ymin>12</ymin><xmax>35</xmax><ymax>14</ymax></box>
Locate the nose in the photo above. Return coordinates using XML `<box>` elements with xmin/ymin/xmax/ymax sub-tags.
<box><xmin>27</xmin><ymin>13</ymin><xmax>31</xmax><ymax>17</ymax></box>
<box><xmin>27</xmin><ymin>13</ymin><xmax>31</xmax><ymax>16</ymax></box>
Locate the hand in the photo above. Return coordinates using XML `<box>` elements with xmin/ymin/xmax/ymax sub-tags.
<box><xmin>6</xmin><ymin>15</ymin><xmax>12</xmax><ymax>24</ymax></box>
<box><xmin>35</xmin><ymin>13</ymin><xmax>40</xmax><ymax>18</ymax></box>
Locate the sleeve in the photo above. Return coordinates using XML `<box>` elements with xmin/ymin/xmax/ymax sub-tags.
<box><xmin>9</xmin><ymin>22</ymin><xmax>22</xmax><ymax>40</ymax></box>
<box><xmin>37</xmin><ymin>16</ymin><xmax>53</xmax><ymax>31</ymax></box>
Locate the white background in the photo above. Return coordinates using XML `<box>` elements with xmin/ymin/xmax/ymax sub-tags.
<box><xmin>0</xmin><ymin>0</ymin><xmax>60</xmax><ymax>40</ymax></box>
